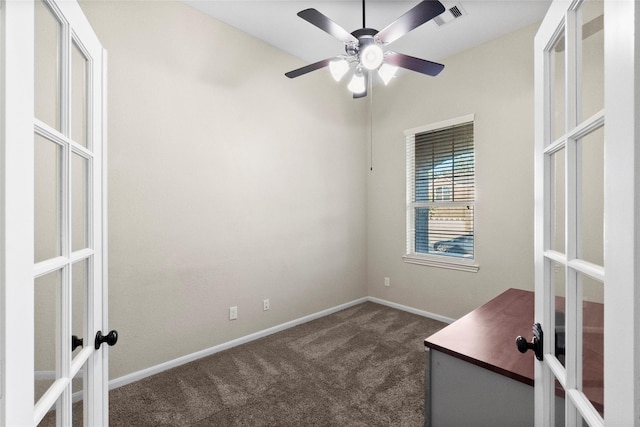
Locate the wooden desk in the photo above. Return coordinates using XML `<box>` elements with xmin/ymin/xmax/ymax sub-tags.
<box><xmin>424</xmin><ymin>288</ymin><xmax>603</xmax><ymax>426</ymax></box>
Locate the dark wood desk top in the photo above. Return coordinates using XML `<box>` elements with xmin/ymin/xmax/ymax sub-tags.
<box><xmin>424</xmin><ymin>288</ymin><xmax>604</xmax><ymax>413</ymax></box>
<box><xmin>425</xmin><ymin>288</ymin><xmax>535</xmax><ymax>386</ymax></box>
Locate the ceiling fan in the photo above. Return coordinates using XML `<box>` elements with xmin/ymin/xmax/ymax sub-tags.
<box><xmin>285</xmin><ymin>0</ymin><xmax>447</xmax><ymax>98</ymax></box>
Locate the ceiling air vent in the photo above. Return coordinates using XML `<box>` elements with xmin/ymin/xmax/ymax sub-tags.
<box><xmin>450</xmin><ymin>5</ymin><xmax>463</xmax><ymax>18</ymax></box>
<box><xmin>433</xmin><ymin>3</ymin><xmax>468</xmax><ymax>27</ymax></box>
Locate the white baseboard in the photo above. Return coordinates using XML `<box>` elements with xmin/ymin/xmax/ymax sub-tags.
<box><xmin>109</xmin><ymin>296</ymin><xmax>453</xmax><ymax>391</ymax></box>
<box><xmin>109</xmin><ymin>297</ymin><xmax>368</xmax><ymax>390</ymax></box>
<box><xmin>366</xmin><ymin>297</ymin><xmax>456</xmax><ymax>325</ymax></box>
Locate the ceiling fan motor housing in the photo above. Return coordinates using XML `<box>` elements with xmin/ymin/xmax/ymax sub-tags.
<box><xmin>349</xmin><ymin>28</ymin><xmax>383</xmax><ymax>70</ymax></box>
<box><xmin>348</xmin><ymin>27</ymin><xmax>378</xmax><ymax>54</ymax></box>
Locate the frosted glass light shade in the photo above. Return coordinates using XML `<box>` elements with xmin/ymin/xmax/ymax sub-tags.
<box><xmin>347</xmin><ymin>73</ymin><xmax>366</xmax><ymax>94</ymax></box>
<box><xmin>329</xmin><ymin>59</ymin><xmax>350</xmax><ymax>81</ymax></box>
<box><xmin>361</xmin><ymin>44</ymin><xmax>384</xmax><ymax>70</ymax></box>
<box><xmin>378</xmin><ymin>63</ymin><xmax>398</xmax><ymax>85</ymax></box>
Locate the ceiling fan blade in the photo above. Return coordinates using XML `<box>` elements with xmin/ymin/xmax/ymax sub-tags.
<box><xmin>285</xmin><ymin>58</ymin><xmax>333</xmax><ymax>79</ymax></box>
<box><xmin>298</xmin><ymin>8</ymin><xmax>358</xmax><ymax>44</ymax></box>
<box><xmin>376</xmin><ymin>0</ymin><xmax>446</xmax><ymax>45</ymax></box>
<box><xmin>385</xmin><ymin>52</ymin><xmax>444</xmax><ymax>76</ymax></box>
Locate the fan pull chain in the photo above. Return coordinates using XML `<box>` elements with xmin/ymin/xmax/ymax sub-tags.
<box><xmin>369</xmin><ymin>72</ymin><xmax>374</xmax><ymax>171</ymax></box>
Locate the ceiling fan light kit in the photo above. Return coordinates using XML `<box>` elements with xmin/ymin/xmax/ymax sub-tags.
<box><xmin>347</xmin><ymin>71</ymin><xmax>367</xmax><ymax>94</ymax></box>
<box><xmin>361</xmin><ymin>44</ymin><xmax>384</xmax><ymax>70</ymax></box>
<box><xmin>285</xmin><ymin>0</ymin><xmax>447</xmax><ymax>98</ymax></box>
<box><xmin>329</xmin><ymin>58</ymin><xmax>350</xmax><ymax>81</ymax></box>
<box><xmin>378</xmin><ymin>63</ymin><xmax>399</xmax><ymax>85</ymax></box>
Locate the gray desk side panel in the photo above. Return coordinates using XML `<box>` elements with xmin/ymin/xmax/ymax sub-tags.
<box><xmin>429</xmin><ymin>350</ymin><xmax>534</xmax><ymax>427</ymax></box>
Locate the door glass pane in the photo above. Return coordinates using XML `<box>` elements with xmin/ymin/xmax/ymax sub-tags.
<box><xmin>551</xmin><ymin>31</ymin><xmax>566</xmax><ymax>141</ymax></box>
<box><xmin>579</xmin><ymin>0</ymin><xmax>604</xmax><ymax>121</ymax></box>
<box><xmin>72</xmin><ymin>260</ymin><xmax>87</xmax><ymax>360</ymax></box>
<box><xmin>35</xmin><ymin>269</ymin><xmax>61</xmax><ymax>404</ymax></box>
<box><xmin>550</xmin><ymin>148</ymin><xmax>566</xmax><ymax>253</ymax></box>
<box><xmin>72</xmin><ymin>40</ymin><xmax>89</xmax><ymax>148</ymax></box>
<box><xmin>35</xmin><ymin>134</ymin><xmax>62</xmax><ymax>263</ymax></box>
<box><xmin>72</xmin><ymin>153</ymin><xmax>89</xmax><ymax>251</ymax></box>
<box><xmin>581</xmin><ymin>273</ymin><xmax>604</xmax><ymax>417</ymax></box>
<box><xmin>37</xmin><ymin>396</ymin><xmax>60</xmax><ymax>427</ymax></box>
<box><xmin>38</xmin><ymin>369</ymin><xmax>83</xmax><ymax>426</ymax></box>
<box><xmin>552</xmin><ymin>261</ymin><xmax>566</xmax><ymax>367</ymax></box>
<box><xmin>578</xmin><ymin>126</ymin><xmax>604</xmax><ymax>266</ymax></box>
<box><xmin>554</xmin><ymin>385</ymin><xmax>566</xmax><ymax>426</ymax></box>
<box><xmin>72</xmin><ymin>368</ymin><xmax>84</xmax><ymax>426</ymax></box>
<box><xmin>35</xmin><ymin>0</ymin><xmax>61</xmax><ymax>131</ymax></box>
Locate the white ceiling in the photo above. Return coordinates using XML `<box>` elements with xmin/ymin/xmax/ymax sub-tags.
<box><xmin>182</xmin><ymin>0</ymin><xmax>552</xmax><ymax>67</ymax></box>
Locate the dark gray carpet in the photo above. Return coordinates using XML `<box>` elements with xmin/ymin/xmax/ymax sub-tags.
<box><xmin>45</xmin><ymin>302</ymin><xmax>447</xmax><ymax>426</ymax></box>
<box><xmin>110</xmin><ymin>302</ymin><xmax>446</xmax><ymax>426</ymax></box>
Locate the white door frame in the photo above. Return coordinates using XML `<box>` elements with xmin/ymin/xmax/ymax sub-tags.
<box><xmin>0</xmin><ymin>0</ymin><xmax>109</xmax><ymax>425</ymax></box>
<box><xmin>602</xmin><ymin>1</ymin><xmax>640</xmax><ymax>424</ymax></box>
<box><xmin>534</xmin><ymin>0</ymin><xmax>640</xmax><ymax>425</ymax></box>
<box><xmin>1</xmin><ymin>0</ymin><xmax>37</xmax><ymax>422</ymax></box>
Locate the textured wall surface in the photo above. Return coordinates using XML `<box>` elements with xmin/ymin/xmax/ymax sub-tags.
<box><xmin>78</xmin><ymin>1</ymin><xmax>550</xmax><ymax>380</ymax></box>
<box><xmin>80</xmin><ymin>0</ymin><xmax>368</xmax><ymax>380</ymax></box>
<box><xmin>367</xmin><ymin>24</ymin><xmax>538</xmax><ymax>319</ymax></box>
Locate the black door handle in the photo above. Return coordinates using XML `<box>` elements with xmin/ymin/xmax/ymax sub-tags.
<box><xmin>72</xmin><ymin>335</ymin><xmax>83</xmax><ymax>351</ymax></box>
<box><xmin>95</xmin><ymin>330</ymin><xmax>118</xmax><ymax>350</ymax></box>
<box><xmin>516</xmin><ymin>323</ymin><xmax>543</xmax><ymax>361</ymax></box>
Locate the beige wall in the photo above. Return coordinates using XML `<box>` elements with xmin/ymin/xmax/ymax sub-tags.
<box><xmin>76</xmin><ymin>2</ymin><xmax>585</xmax><ymax>380</ymax></box>
<box><xmin>79</xmin><ymin>1</ymin><xmax>368</xmax><ymax>379</ymax></box>
<box><xmin>366</xmin><ymin>24</ymin><xmax>539</xmax><ymax>319</ymax></box>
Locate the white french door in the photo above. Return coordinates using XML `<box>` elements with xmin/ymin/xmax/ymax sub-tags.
<box><xmin>534</xmin><ymin>0</ymin><xmax>639</xmax><ymax>426</ymax></box>
<box><xmin>1</xmin><ymin>0</ymin><xmax>110</xmax><ymax>425</ymax></box>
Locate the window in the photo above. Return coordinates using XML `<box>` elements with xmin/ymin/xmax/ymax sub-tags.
<box><xmin>404</xmin><ymin>114</ymin><xmax>478</xmax><ymax>272</ymax></box>
<box><xmin>435</xmin><ymin>185</ymin><xmax>452</xmax><ymax>201</ymax></box>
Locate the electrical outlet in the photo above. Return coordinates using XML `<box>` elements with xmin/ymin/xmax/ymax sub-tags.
<box><xmin>384</xmin><ymin>277</ymin><xmax>390</xmax><ymax>287</ymax></box>
<box><xmin>263</xmin><ymin>299</ymin><xmax>270</xmax><ymax>311</ymax></box>
<box><xmin>229</xmin><ymin>306</ymin><xmax>238</xmax><ymax>320</ymax></box>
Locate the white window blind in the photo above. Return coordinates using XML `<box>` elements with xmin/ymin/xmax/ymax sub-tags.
<box><xmin>405</xmin><ymin>116</ymin><xmax>476</xmax><ymax>270</ymax></box>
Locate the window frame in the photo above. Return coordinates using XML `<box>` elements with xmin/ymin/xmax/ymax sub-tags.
<box><xmin>403</xmin><ymin>114</ymin><xmax>479</xmax><ymax>273</ymax></box>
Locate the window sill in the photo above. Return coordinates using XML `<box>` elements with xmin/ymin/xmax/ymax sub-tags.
<box><xmin>403</xmin><ymin>254</ymin><xmax>480</xmax><ymax>273</ymax></box>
